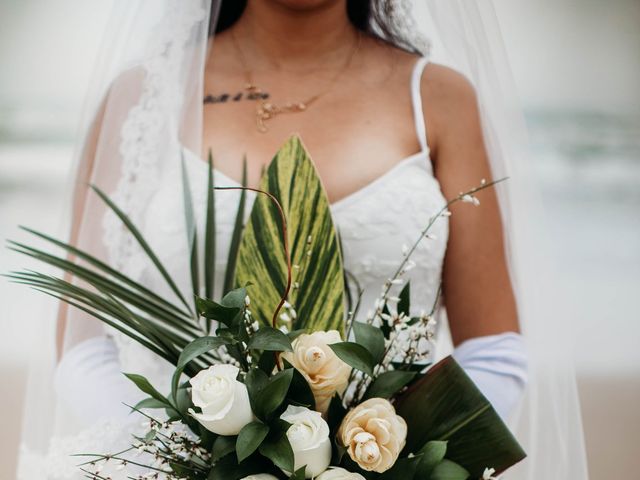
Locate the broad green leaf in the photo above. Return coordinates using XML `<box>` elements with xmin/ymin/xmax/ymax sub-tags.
<box><xmin>363</xmin><ymin>370</ymin><xmax>416</xmax><ymax>400</ymax></box>
<box><xmin>394</xmin><ymin>356</ymin><xmax>526</xmax><ymax>477</ymax></box>
<box><xmin>329</xmin><ymin>342</ymin><xmax>374</xmax><ymax>377</ymax></box>
<box><xmin>430</xmin><ymin>459</ymin><xmax>470</xmax><ymax>480</ymax></box>
<box><xmin>415</xmin><ymin>441</ymin><xmax>448</xmax><ymax>478</ymax></box>
<box><xmin>248</xmin><ymin>326</ymin><xmax>293</xmax><ymax>352</ymax></box>
<box><xmin>236</xmin><ymin>421</ymin><xmax>269</xmax><ymax>462</ymax></box>
<box><xmin>255</xmin><ymin>368</ymin><xmax>294</xmax><ymax>419</ymax></box>
<box><xmin>353</xmin><ymin>321</ymin><xmax>385</xmax><ymax>363</ymax></box>
<box><xmin>235</xmin><ymin>135</ymin><xmax>345</xmax><ymax>333</ymax></box>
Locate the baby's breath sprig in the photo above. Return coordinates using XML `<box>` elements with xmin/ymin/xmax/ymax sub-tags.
<box><xmin>347</xmin><ymin>178</ymin><xmax>505</xmax><ymax>406</ymax></box>
<box><xmin>370</xmin><ymin>177</ymin><xmax>505</xmax><ymax>328</ymax></box>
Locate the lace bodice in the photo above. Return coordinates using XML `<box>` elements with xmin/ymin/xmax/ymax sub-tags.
<box><xmin>114</xmin><ymin>57</ymin><xmax>449</xmax><ymax>389</ymax></box>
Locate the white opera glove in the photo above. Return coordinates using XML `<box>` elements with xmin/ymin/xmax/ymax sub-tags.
<box><xmin>54</xmin><ymin>336</ymin><xmax>139</xmax><ymax>425</ymax></box>
<box><xmin>452</xmin><ymin>332</ymin><xmax>528</xmax><ymax>420</ymax></box>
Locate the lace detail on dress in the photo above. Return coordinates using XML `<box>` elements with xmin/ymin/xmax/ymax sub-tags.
<box><xmin>101</xmin><ymin>1</ymin><xmax>207</xmax><ymax>278</ymax></box>
<box><xmin>18</xmin><ymin>419</ymin><xmax>143</xmax><ymax>480</ymax></box>
<box><xmin>99</xmin><ymin>1</ymin><xmax>208</xmax><ymax>379</ymax></box>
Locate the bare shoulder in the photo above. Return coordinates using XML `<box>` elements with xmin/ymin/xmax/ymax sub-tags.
<box><xmin>419</xmin><ymin>63</ymin><xmax>481</xmax><ymax>153</ymax></box>
<box><xmin>421</xmin><ymin>63</ymin><xmax>478</xmax><ymax>112</ymax></box>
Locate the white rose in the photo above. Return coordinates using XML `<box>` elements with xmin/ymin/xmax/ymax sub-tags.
<box><xmin>316</xmin><ymin>467</ymin><xmax>366</xmax><ymax>480</ymax></box>
<box><xmin>338</xmin><ymin>398</ymin><xmax>407</xmax><ymax>473</ymax></box>
<box><xmin>280</xmin><ymin>330</ymin><xmax>351</xmax><ymax>414</ymax></box>
<box><xmin>240</xmin><ymin>475</ymin><xmax>279</xmax><ymax>480</ymax></box>
<box><xmin>188</xmin><ymin>364</ymin><xmax>254</xmax><ymax>435</ymax></box>
<box><xmin>280</xmin><ymin>405</ymin><xmax>332</xmax><ymax>478</ymax></box>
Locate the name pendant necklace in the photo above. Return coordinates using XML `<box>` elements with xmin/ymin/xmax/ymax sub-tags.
<box><xmin>231</xmin><ymin>30</ymin><xmax>361</xmax><ymax>133</ymax></box>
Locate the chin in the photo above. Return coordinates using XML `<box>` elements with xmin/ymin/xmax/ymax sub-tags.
<box><xmin>267</xmin><ymin>0</ymin><xmax>343</xmax><ymax>12</ymax></box>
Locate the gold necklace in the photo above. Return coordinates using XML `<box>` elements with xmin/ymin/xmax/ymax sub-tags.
<box><xmin>231</xmin><ymin>30</ymin><xmax>361</xmax><ymax>133</ymax></box>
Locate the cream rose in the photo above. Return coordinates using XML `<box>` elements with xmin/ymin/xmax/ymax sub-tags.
<box><xmin>188</xmin><ymin>364</ymin><xmax>254</xmax><ymax>436</ymax></box>
<box><xmin>338</xmin><ymin>398</ymin><xmax>407</xmax><ymax>473</ymax></box>
<box><xmin>280</xmin><ymin>405</ymin><xmax>332</xmax><ymax>478</ymax></box>
<box><xmin>316</xmin><ymin>467</ymin><xmax>366</xmax><ymax>480</ymax></box>
<box><xmin>280</xmin><ymin>330</ymin><xmax>351</xmax><ymax>414</ymax></box>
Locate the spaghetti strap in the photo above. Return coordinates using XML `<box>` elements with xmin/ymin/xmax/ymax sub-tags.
<box><xmin>410</xmin><ymin>56</ymin><xmax>430</xmax><ymax>152</ymax></box>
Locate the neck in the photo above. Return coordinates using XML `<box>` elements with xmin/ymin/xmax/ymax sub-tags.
<box><xmin>232</xmin><ymin>0</ymin><xmax>358</xmax><ymax>70</ymax></box>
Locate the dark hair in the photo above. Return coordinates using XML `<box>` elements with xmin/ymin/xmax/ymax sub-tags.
<box><xmin>210</xmin><ymin>0</ymin><xmax>421</xmax><ymax>54</ymax></box>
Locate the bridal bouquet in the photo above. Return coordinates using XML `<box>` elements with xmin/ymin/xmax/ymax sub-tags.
<box><xmin>8</xmin><ymin>136</ymin><xmax>525</xmax><ymax>479</ymax></box>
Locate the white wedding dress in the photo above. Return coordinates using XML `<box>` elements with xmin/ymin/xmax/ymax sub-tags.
<box><xmin>114</xmin><ymin>55</ymin><xmax>448</xmax><ymax>399</ymax></box>
<box><xmin>27</xmin><ymin>57</ymin><xmax>450</xmax><ymax>480</ymax></box>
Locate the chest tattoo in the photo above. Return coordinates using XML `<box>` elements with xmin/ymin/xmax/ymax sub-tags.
<box><xmin>203</xmin><ymin>90</ymin><xmax>270</xmax><ymax>104</ymax></box>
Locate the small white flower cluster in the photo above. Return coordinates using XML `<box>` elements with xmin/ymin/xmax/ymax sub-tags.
<box><xmin>82</xmin><ymin>419</ymin><xmax>207</xmax><ymax>480</ymax></box>
<box><xmin>382</xmin><ymin>310</ymin><xmax>437</xmax><ymax>371</ymax></box>
<box><xmin>278</xmin><ymin>300</ymin><xmax>298</xmax><ymax>331</ymax></box>
<box><xmin>459</xmin><ymin>178</ymin><xmax>487</xmax><ymax>206</ymax></box>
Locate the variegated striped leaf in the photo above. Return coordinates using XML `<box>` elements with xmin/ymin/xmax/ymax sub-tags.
<box><xmin>235</xmin><ymin>135</ymin><xmax>345</xmax><ymax>334</ymax></box>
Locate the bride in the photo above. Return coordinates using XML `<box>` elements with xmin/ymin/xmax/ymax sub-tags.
<box><xmin>17</xmin><ymin>1</ymin><xmax>588</xmax><ymax>479</ymax></box>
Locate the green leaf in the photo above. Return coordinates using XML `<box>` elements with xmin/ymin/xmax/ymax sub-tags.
<box><xmin>287</xmin><ymin>329</ymin><xmax>307</xmax><ymax>341</ymax></box>
<box><xmin>286</xmin><ymin>366</ymin><xmax>316</xmax><ymax>410</ymax></box>
<box><xmin>364</xmin><ymin>370</ymin><xmax>416</xmax><ymax>400</ymax></box>
<box><xmin>379</xmin><ymin>455</ymin><xmax>421</xmax><ymax>480</ymax></box>
<box><xmin>353</xmin><ymin>321</ymin><xmax>385</xmax><ymax>363</ymax></box>
<box><xmin>430</xmin><ymin>459</ymin><xmax>470</xmax><ymax>480</ymax></box>
<box><xmin>327</xmin><ymin>394</ymin><xmax>347</xmax><ymax>437</ymax></box>
<box><xmin>259</xmin><ymin>420</ymin><xmax>294</xmax><ymax>473</ymax></box>
<box><xmin>289</xmin><ymin>467</ymin><xmax>306</xmax><ymax>480</ymax></box>
<box><xmin>235</xmin><ymin>135</ymin><xmax>345</xmax><ymax>333</ymax></box>
<box><xmin>415</xmin><ymin>441</ymin><xmax>448</xmax><ymax>478</ymax></box>
<box><xmin>195</xmin><ymin>296</ymin><xmax>241</xmax><ymax>325</ymax></box>
<box><xmin>394</xmin><ymin>356</ymin><xmax>526</xmax><ymax>478</ymax></box>
<box><xmin>223</xmin><ymin>156</ymin><xmax>248</xmax><ymax>295</ymax></box>
<box><xmin>248</xmin><ymin>326</ymin><xmax>293</xmax><ymax>352</ymax></box>
<box><xmin>123</xmin><ymin>373</ymin><xmax>166</xmax><ymax>404</ymax></box>
<box><xmin>255</xmin><ymin>368</ymin><xmax>294</xmax><ymax>419</ymax></box>
<box><xmin>245</xmin><ymin>367</ymin><xmax>270</xmax><ymax>416</ymax></box>
<box><xmin>212</xmin><ymin>435</ymin><xmax>236</xmax><ymax>462</ymax></box>
<box><xmin>329</xmin><ymin>342</ymin><xmax>374</xmax><ymax>377</ymax></box>
<box><xmin>398</xmin><ymin>281</ymin><xmax>411</xmax><ymax>317</ymax></box>
<box><xmin>221</xmin><ymin>286</ymin><xmax>248</xmax><ymax>309</ymax></box>
<box><xmin>204</xmin><ymin>150</ymin><xmax>217</xmax><ymax>300</ymax></box>
<box><xmin>171</xmin><ymin>336</ymin><xmax>230</xmax><ymax>402</ymax></box>
<box><xmin>181</xmin><ymin>151</ymin><xmax>200</xmax><ymax>304</ymax></box>
<box><xmin>236</xmin><ymin>421</ymin><xmax>269</xmax><ymax>462</ymax></box>
<box><xmin>14</xmin><ymin>226</ymin><xmax>191</xmax><ymax>319</ymax></box>
<box><xmin>132</xmin><ymin>398</ymin><xmax>167</xmax><ymax>411</ymax></box>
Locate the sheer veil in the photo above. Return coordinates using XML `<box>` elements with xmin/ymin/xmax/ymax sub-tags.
<box><xmin>16</xmin><ymin>1</ymin><xmax>588</xmax><ymax>478</ymax></box>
